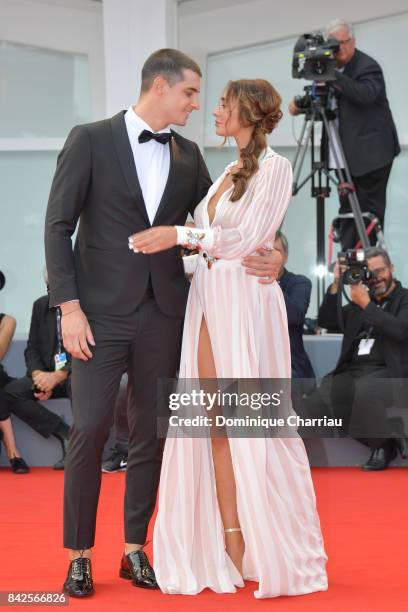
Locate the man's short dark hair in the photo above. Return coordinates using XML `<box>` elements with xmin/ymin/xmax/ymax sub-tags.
<box><xmin>275</xmin><ymin>230</ymin><xmax>289</xmax><ymax>255</ymax></box>
<box><xmin>365</xmin><ymin>247</ymin><xmax>392</xmax><ymax>267</ymax></box>
<box><xmin>141</xmin><ymin>48</ymin><xmax>202</xmax><ymax>93</ymax></box>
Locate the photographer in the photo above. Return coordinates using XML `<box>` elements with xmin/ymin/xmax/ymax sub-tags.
<box><xmin>289</xmin><ymin>19</ymin><xmax>400</xmax><ymax>249</ymax></box>
<box><xmin>317</xmin><ymin>247</ymin><xmax>408</xmax><ymax>470</ymax></box>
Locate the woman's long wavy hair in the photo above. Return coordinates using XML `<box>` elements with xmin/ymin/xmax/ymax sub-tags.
<box><xmin>223</xmin><ymin>79</ymin><xmax>283</xmax><ymax>201</ymax></box>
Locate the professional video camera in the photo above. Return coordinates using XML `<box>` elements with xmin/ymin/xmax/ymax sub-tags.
<box><xmin>338</xmin><ymin>249</ymin><xmax>372</xmax><ymax>286</ymax></box>
<box><xmin>292</xmin><ymin>82</ymin><xmax>334</xmax><ymax>117</ymax></box>
<box><xmin>292</xmin><ymin>32</ymin><xmax>340</xmax><ymax>82</ymax></box>
<box><xmin>291</xmin><ymin>32</ymin><xmax>370</xmax><ymax>310</ymax></box>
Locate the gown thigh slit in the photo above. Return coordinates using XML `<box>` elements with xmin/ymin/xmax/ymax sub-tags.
<box><xmin>198</xmin><ymin>317</ymin><xmax>244</xmax><ymax>574</ymax></box>
<box><xmin>153</xmin><ymin>149</ymin><xmax>328</xmax><ymax>598</ymax></box>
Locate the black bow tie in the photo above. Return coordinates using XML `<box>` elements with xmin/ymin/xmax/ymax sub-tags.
<box><xmin>138</xmin><ymin>129</ymin><xmax>172</xmax><ymax>145</ymax></box>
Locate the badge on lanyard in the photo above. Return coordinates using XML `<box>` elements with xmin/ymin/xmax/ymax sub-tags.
<box><xmin>358</xmin><ymin>338</ymin><xmax>375</xmax><ymax>355</ymax></box>
<box><xmin>54</xmin><ymin>306</ymin><xmax>67</xmax><ymax>371</ymax></box>
<box><xmin>55</xmin><ymin>352</ymin><xmax>67</xmax><ymax>371</ymax></box>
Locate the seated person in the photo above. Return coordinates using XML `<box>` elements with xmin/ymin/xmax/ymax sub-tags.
<box><xmin>274</xmin><ymin>230</ymin><xmax>315</xmax><ymax>380</ymax></box>
<box><xmin>3</xmin><ymin>278</ymin><xmax>71</xmax><ymax>470</ymax></box>
<box><xmin>317</xmin><ymin>247</ymin><xmax>408</xmax><ymax>470</ymax></box>
<box><xmin>0</xmin><ymin>312</ymin><xmax>29</xmax><ymax>473</ymax></box>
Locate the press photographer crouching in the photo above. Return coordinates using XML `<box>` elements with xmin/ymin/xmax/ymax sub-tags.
<box><xmin>318</xmin><ymin>247</ymin><xmax>408</xmax><ymax>470</ymax></box>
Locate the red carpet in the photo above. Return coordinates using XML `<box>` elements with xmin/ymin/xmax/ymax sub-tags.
<box><xmin>0</xmin><ymin>467</ymin><xmax>406</xmax><ymax>611</ymax></box>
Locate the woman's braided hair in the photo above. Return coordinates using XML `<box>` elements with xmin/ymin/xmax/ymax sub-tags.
<box><xmin>224</xmin><ymin>79</ymin><xmax>283</xmax><ymax>201</ymax></box>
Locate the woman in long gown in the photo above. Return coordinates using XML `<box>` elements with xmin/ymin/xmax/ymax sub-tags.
<box><xmin>129</xmin><ymin>79</ymin><xmax>328</xmax><ymax>598</ymax></box>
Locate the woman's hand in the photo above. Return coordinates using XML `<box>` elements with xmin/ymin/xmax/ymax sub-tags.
<box><xmin>128</xmin><ymin>227</ymin><xmax>178</xmax><ymax>254</ymax></box>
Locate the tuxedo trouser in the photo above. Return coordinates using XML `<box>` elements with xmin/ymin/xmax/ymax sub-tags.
<box><xmin>338</xmin><ymin>163</ymin><xmax>392</xmax><ymax>250</ymax></box>
<box><xmin>63</xmin><ymin>297</ymin><xmax>183</xmax><ymax>549</ymax></box>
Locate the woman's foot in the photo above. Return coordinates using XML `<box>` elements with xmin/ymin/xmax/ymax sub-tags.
<box><xmin>224</xmin><ymin>528</ymin><xmax>245</xmax><ymax>575</ymax></box>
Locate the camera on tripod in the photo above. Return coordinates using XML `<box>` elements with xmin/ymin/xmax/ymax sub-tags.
<box><xmin>338</xmin><ymin>250</ymin><xmax>373</xmax><ymax>286</ymax></box>
<box><xmin>292</xmin><ymin>33</ymin><xmax>340</xmax><ymax>82</ymax></box>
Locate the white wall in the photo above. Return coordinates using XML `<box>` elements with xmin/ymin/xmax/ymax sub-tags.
<box><xmin>0</xmin><ymin>0</ymin><xmax>106</xmax><ymax>120</ymax></box>
<box><xmin>103</xmin><ymin>0</ymin><xmax>177</xmax><ymax>116</ymax></box>
<box><xmin>178</xmin><ymin>0</ymin><xmax>408</xmax><ymax>146</ymax></box>
<box><xmin>0</xmin><ymin>0</ymin><xmax>105</xmax><ymax>332</ymax></box>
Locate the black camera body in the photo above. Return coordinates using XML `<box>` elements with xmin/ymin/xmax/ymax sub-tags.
<box><xmin>338</xmin><ymin>250</ymin><xmax>373</xmax><ymax>286</ymax></box>
<box><xmin>293</xmin><ymin>82</ymin><xmax>337</xmax><ymax>116</ymax></box>
<box><xmin>292</xmin><ymin>32</ymin><xmax>340</xmax><ymax>81</ymax></box>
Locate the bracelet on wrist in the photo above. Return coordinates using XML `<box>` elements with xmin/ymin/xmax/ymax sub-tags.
<box><xmin>185</xmin><ymin>229</ymin><xmax>206</xmax><ymax>248</ymax></box>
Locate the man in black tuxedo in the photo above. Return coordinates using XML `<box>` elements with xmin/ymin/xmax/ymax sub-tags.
<box><xmin>290</xmin><ymin>19</ymin><xmax>400</xmax><ymax>249</ymax></box>
<box><xmin>45</xmin><ymin>48</ymin><xmax>278</xmax><ymax>597</ymax></box>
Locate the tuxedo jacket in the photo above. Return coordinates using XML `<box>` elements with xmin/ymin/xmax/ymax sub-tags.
<box><xmin>334</xmin><ymin>49</ymin><xmax>400</xmax><ymax>177</ymax></box>
<box><xmin>24</xmin><ymin>295</ymin><xmax>71</xmax><ymax>376</ymax></box>
<box><xmin>317</xmin><ymin>282</ymin><xmax>408</xmax><ymax>378</ymax></box>
<box><xmin>45</xmin><ymin>111</ymin><xmax>212</xmax><ymax>317</ymax></box>
<box><xmin>279</xmin><ymin>269</ymin><xmax>315</xmax><ymax>379</ymax></box>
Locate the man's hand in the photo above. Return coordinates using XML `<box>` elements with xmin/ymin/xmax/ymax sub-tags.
<box><xmin>330</xmin><ymin>260</ymin><xmax>348</xmax><ymax>294</ymax></box>
<box><xmin>60</xmin><ymin>305</ymin><xmax>95</xmax><ymax>361</ymax></box>
<box><xmin>350</xmin><ymin>283</ymin><xmax>371</xmax><ymax>309</ymax></box>
<box><xmin>242</xmin><ymin>248</ymin><xmax>283</xmax><ymax>284</ymax></box>
<box><xmin>32</xmin><ymin>370</ymin><xmax>68</xmax><ymax>393</ymax></box>
<box><xmin>34</xmin><ymin>389</ymin><xmax>53</xmax><ymax>401</ymax></box>
<box><xmin>288</xmin><ymin>99</ymin><xmax>301</xmax><ymax>116</ymax></box>
<box><xmin>129</xmin><ymin>227</ymin><xmax>177</xmax><ymax>254</ymax></box>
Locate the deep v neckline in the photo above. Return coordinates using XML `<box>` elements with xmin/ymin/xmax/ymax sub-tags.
<box><xmin>206</xmin><ymin>165</ymin><xmax>236</xmax><ymax>226</ymax></box>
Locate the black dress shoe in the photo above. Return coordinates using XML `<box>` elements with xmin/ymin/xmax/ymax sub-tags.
<box><xmin>395</xmin><ymin>437</ymin><xmax>408</xmax><ymax>459</ymax></box>
<box><xmin>63</xmin><ymin>557</ymin><xmax>94</xmax><ymax>597</ymax></box>
<box><xmin>119</xmin><ymin>551</ymin><xmax>158</xmax><ymax>589</ymax></box>
<box><xmin>362</xmin><ymin>445</ymin><xmax>397</xmax><ymax>471</ymax></box>
<box><xmin>10</xmin><ymin>456</ymin><xmax>30</xmax><ymax>474</ymax></box>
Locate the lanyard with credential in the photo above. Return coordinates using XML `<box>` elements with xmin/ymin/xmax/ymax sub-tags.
<box><xmin>54</xmin><ymin>307</ymin><xmax>67</xmax><ymax>371</ymax></box>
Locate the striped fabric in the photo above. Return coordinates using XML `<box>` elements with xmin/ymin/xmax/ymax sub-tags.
<box><xmin>153</xmin><ymin>148</ymin><xmax>328</xmax><ymax>598</ymax></box>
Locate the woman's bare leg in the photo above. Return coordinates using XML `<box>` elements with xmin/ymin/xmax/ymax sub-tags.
<box><xmin>198</xmin><ymin>317</ymin><xmax>245</xmax><ymax>574</ymax></box>
<box><xmin>0</xmin><ymin>418</ymin><xmax>21</xmax><ymax>458</ymax></box>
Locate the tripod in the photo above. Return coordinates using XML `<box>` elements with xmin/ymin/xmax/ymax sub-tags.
<box><xmin>292</xmin><ymin>85</ymin><xmax>369</xmax><ymax>307</ymax></box>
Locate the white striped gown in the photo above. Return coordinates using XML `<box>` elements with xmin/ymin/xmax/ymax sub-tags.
<box><xmin>153</xmin><ymin>148</ymin><xmax>328</xmax><ymax>598</ymax></box>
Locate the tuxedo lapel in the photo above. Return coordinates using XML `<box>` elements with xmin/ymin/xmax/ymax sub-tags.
<box><xmin>153</xmin><ymin>133</ymin><xmax>180</xmax><ymax>225</ymax></box>
<box><xmin>110</xmin><ymin>112</ymin><xmax>150</xmax><ymax>226</ymax></box>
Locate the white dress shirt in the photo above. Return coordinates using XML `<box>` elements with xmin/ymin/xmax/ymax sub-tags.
<box><xmin>124</xmin><ymin>106</ymin><xmax>171</xmax><ymax>224</ymax></box>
